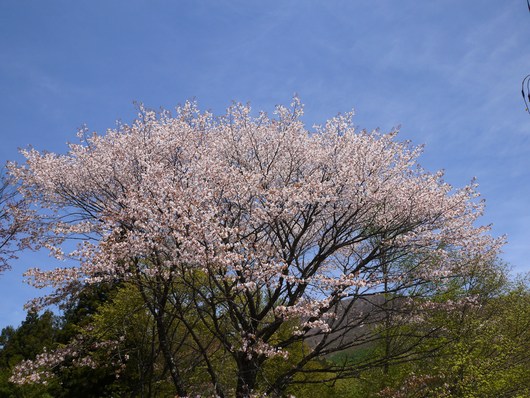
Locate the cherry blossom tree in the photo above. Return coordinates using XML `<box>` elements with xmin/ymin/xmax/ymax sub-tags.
<box><xmin>9</xmin><ymin>99</ymin><xmax>502</xmax><ymax>397</ymax></box>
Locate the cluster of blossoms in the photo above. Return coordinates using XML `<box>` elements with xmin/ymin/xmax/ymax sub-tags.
<box><xmin>10</xmin><ymin>331</ymin><xmax>123</xmax><ymax>385</ymax></box>
<box><xmin>240</xmin><ymin>333</ymin><xmax>290</xmax><ymax>360</ymax></box>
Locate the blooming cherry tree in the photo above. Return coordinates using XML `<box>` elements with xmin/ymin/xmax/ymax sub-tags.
<box><xmin>9</xmin><ymin>99</ymin><xmax>502</xmax><ymax>397</ymax></box>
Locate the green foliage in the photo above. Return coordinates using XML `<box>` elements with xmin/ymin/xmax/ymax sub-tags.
<box><xmin>377</xmin><ymin>270</ymin><xmax>530</xmax><ymax>398</ymax></box>
<box><xmin>88</xmin><ymin>283</ymin><xmax>175</xmax><ymax>397</ymax></box>
<box><xmin>438</xmin><ymin>281</ymin><xmax>530</xmax><ymax>397</ymax></box>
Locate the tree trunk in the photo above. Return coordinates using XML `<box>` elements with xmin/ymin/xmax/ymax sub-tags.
<box><xmin>236</xmin><ymin>357</ymin><xmax>260</xmax><ymax>398</ymax></box>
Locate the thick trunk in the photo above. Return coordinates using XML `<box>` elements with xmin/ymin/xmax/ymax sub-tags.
<box><xmin>236</xmin><ymin>357</ymin><xmax>260</xmax><ymax>398</ymax></box>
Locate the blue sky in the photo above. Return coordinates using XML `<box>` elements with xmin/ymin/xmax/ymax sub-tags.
<box><xmin>1</xmin><ymin>0</ymin><xmax>529</xmax><ymax>329</ymax></box>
